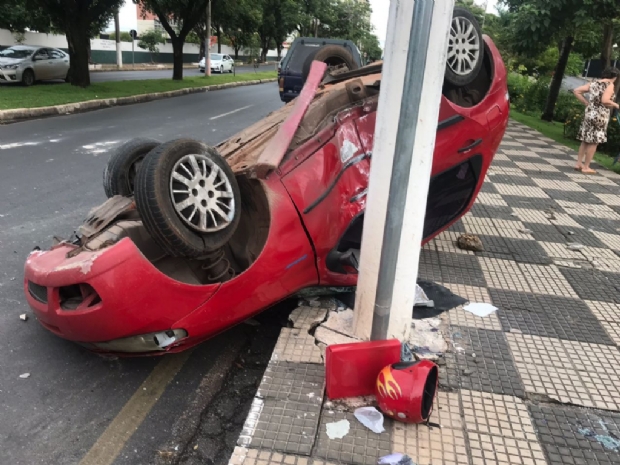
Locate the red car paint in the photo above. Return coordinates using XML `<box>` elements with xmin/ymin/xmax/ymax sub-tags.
<box><xmin>23</xmin><ymin>36</ymin><xmax>509</xmax><ymax>354</ymax></box>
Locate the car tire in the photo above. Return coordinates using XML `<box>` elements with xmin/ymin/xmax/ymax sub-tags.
<box><xmin>302</xmin><ymin>45</ymin><xmax>359</xmax><ymax>82</ymax></box>
<box><xmin>445</xmin><ymin>7</ymin><xmax>484</xmax><ymax>87</ymax></box>
<box><xmin>135</xmin><ymin>139</ymin><xmax>241</xmax><ymax>258</ymax></box>
<box><xmin>22</xmin><ymin>69</ymin><xmax>35</xmax><ymax>87</ymax></box>
<box><xmin>229</xmin><ymin>66</ymin><xmax>233</xmax><ymax>74</ymax></box>
<box><xmin>220</xmin><ymin>66</ymin><xmax>224</xmax><ymax>74</ymax></box>
<box><xmin>103</xmin><ymin>138</ymin><xmax>161</xmax><ymax>198</ymax></box>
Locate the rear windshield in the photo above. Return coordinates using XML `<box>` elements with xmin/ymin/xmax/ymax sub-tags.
<box><xmin>284</xmin><ymin>43</ymin><xmax>323</xmax><ymax>71</ymax></box>
<box><xmin>211</xmin><ymin>53</ymin><xmax>223</xmax><ymax>60</ymax></box>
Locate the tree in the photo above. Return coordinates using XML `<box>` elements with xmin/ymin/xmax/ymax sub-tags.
<box><xmin>27</xmin><ymin>0</ymin><xmax>122</xmax><ymax>87</ymax></box>
<box><xmin>502</xmin><ymin>0</ymin><xmax>620</xmax><ymax>121</ymax></box>
<box><xmin>0</xmin><ymin>0</ymin><xmax>51</xmax><ymax>33</ymax></box>
<box><xmin>220</xmin><ymin>0</ymin><xmax>262</xmax><ymax>60</ymax></box>
<box><xmin>138</xmin><ymin>0</ymin><xmax>211</xmax><ymax>80</ymax></box>
<box><xmin>138</xmin><ymin>29</ymin><xmax>165</xmax><ymax>62</ymax></box>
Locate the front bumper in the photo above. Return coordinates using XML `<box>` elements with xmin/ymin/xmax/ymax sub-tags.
<box><xmin>0</xmin><ymin>68</ymin><xmax>21</xmax><ymax>83</ymax></box>
<box><xmin>24</xmin><ymin>238</ymin><xmax>218</xmax><ymax>346</ymax></box>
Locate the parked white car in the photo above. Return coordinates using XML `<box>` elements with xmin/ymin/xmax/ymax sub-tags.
<box><xmin>0</xmin><ymin>45</ymin><xmax>70</xmax><ymax>86</ymax></box>
<box><xmin>198</xmin><ymin>53</ymin><xmax>235</xmax><ymax>73</ymax></box>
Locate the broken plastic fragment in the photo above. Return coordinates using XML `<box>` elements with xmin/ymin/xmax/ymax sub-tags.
<box><xmin>378</xmin><ymin>453</ymin><xmax>415</xmax><ymax>465</ymax></box>
<box><xmin>19</xmin><ymin>373</ymin><xmax>30</xmax><ymax>379</ymax></box>
<box><xmin>355</xmin><ymin>407</ymin><xmax>385</xmax><ymax>434</ymax></box>
<box><xmin>326</xmin><ymin>419</ymin><xmax>350</xmax><ymax>439</ymax></box>
<box><xmin>19</xmin><ymin>314</ymin><xmax>28</xmax><ymax>321</ymax></box>
<box><xmin>463</xmin><ymin>303</ymin><xmax>497</xmax><ymax>317</ymax></box>
<box><xmin>567</xmin><ymin>243</ymin><xmax>584</xmax><ymax>251</ymax></box>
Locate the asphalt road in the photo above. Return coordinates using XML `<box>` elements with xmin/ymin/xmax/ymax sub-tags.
<box><xmin>0</xmin><ymin>83</ymin><xmax>285</xmax><ymax>465</ymax></box>
<box><xmin>90</xmin><ymin>66</ymin><xmax>270</xmax><ymax>82</ymax></box>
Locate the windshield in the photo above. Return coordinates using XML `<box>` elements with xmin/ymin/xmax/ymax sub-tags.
<box><xmin>210</xmin><ymin>54</ymin><xmax>223</xmax><ymax>61</ymax></box>
<box><xmin>0</xmin><ymin>48</ymin><xmax>33</xmax><ymax>59</ymax></box>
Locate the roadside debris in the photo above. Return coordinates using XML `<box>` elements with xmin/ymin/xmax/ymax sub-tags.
<box><xmin>579</xmin><ymin>420</ymin><xmax>620</xmax><ymax>451</ymax></box>
<box><xmin>19</xmin><ymin>313</ymin><xmax>28</xmax><ymax>321</ymax></box>
<box><xmin>326</xmin><ymin>419</ymin><xmax>350</xmax><ymax>439</ymax></box>
<box><xmin>19</xmin><ymin>373</ymin><xmax>30</xmax><ymax>379</ymax></box>
<box><xmin>414</xmin><ymin>285</ymin><xmax>434</xmax><ymax>308</ymax></box>
<box><xmin>378</xmin><ymin>453</ymin><xmax>416</xmax><ymax>465</ymax></box>
<box><xmin>457</xmin><ymin>233</ymin><xmax>483</xmax><ymax>251</ymax></box>
<box><xmin>354</xmin><ymin>407</ymin><xmax>385</xmax><ymax>434</ymax></box>
<box><xmin>462</xmin><ymin>302</ymin><xmax>498</xmax><ymax>317</ymax></box>
<box><xmin>567</xmin><ymin>243</ymin><xmax>585</xmax><ymax>251</ymax></box>
<box><xmin>518</xmin><ymin>228</ymin><xmax>533</xmax><ymax>234</ymax></box>
<box><xmin>409</xmin><ymin>318</ymin><xmax>446</xmax><ymax>360</ymax></box>
<box><xmin>414</xmin><ymin>280</ymin><xmax>467</xmax><ymax>319</ymax></box>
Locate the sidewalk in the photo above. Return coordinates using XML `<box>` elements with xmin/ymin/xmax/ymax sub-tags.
<box><xmin>228</xmin><ymin>120</ymin><xmax>620</xmax><ymax>465</ymax></box>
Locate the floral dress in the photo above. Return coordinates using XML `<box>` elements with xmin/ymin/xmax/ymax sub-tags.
<box><xmin>577</xmin><ymin>80</ymin><xmax>614</xmax><ymax>144</ymax></box>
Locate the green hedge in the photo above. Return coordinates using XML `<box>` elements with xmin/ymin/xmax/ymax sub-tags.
<box><xmin>507</xmin><ymin>73</ymin><xmax>620</xmax><ymax>155</ymax></box>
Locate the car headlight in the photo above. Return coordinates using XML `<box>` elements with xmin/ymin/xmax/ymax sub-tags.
<box><xmin>1</xmin><ymin>64</ymin><xmax>19</xmax><ymax>70</ymax></box>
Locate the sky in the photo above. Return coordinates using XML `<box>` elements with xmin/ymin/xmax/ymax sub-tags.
<box><xmin>369</xmin><ymin>0</ymin><xmax>499</xmax><ymax>48</ymax></box>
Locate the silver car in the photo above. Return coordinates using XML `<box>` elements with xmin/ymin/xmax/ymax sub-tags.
<box><xmin>0</xmin><ymin>45</ymin><xmax>70</xmax><ymax>86</ymax></box>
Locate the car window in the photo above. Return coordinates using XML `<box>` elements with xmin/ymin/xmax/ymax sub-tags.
<box><xmin>34</xmin><ymin>49</ymin><xmax>49</xmax><ymax>60</ymax></box>
<box><xmin>210</xmin><ymin>53</ymin><xmax>222</xmax><ymax>60</ymax></box>
<box><xmin>0</xmin><ymin>47</ymin><xmax>34</xmax><ymax>59</ymax></box>
<box><xmin>285</xmin><ymin>43</ymin><xmax>322</xmax><ymax>71</ymax></box>
<box><xmin>48</xmin><ymin>49</ymin><xmax>65</xmax><ymax>59</ymax></box>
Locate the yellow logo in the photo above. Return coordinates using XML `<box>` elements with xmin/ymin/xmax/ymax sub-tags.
<box><xmin>376</xmin><ymin>366</ymin><xmax>402</xmax><ymax>400</ymax></box>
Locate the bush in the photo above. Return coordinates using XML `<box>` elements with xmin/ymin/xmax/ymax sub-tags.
<box><xmin>507</xmin><ymin>73</ymin><xmax>550</xmax><ymax>114</ymax></box>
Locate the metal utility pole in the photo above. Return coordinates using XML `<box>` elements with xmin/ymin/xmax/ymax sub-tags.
<box><xmin>114</xmin><ymin>10</ymin><xmax>122</xmax><ymax>69</ymax></box>
<box><xmin>204</xmin><ymin>0</ymin><xmax>211</xmax><ymax>77</ymax></box>
<box><xmin>353</xmin><ymin>0</ymin><xmax>455</xmax><ymax>341</ymax></box>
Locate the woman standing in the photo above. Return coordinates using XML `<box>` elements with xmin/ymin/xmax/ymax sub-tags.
<box><xmin>573</xmin><ymin>67</ymin><xmax>620</xmax><ymax>174</ymax></box>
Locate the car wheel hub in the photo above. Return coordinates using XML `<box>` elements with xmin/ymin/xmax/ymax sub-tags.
<box><xmin>170</xmin><ymin>154</ymin><xmax>235</xmax><ymax>233</ymax></box>
<box><xmin>447</xmin><ymin>16</ymin><xmax>480</xmax><ymax>76</ymax></box>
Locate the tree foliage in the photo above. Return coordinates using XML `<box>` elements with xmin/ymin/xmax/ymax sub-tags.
<box><xmin>108</xmin><ymin>31</ymin><xmax>134</xmax><ymax>42</ymax></box>
<box><xmin>138</xmin><ymin>28</ymin><xmax>165</xmax><ymax>57</ymax></box>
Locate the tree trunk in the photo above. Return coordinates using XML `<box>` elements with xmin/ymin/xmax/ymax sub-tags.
<box><xmin>276</xmin><ymin>44</ymin><xmax>282</xmax><ymax>61</ymax></box>
<box><xmin>542</xmin><ymin>35</ymin><xmax>574</xmax><ymax>122</ymax></box>
<box><xmin>217</xmin><ymin>28</ymin><xmax>221</xmax><ymax>53</ymax></box>
<box><xmin>114</xmin><ymin>11</ymin><xmax>122</xmax><ymax>69</ymax></box>
<box><xmin>601</xmin><ymin>23</ymin><xmax>614</xmax><ymax>70</ymax></box>
<box><xmin>199</xmin><ymin>39</ymin><xmax>205</xmax><ymax>60</ymax></box>
<box><xmin>65</xmin><ymin>19</ymin><xmax>91</xmax><ymax>87</ymax></box>
<box><xmin>171</xmin><ymin>36</ymin><xmax>184</xmax><ymax>80</ymax></box>
<box><xmin>234</xmin><ymin>45</ymin><xmax>240</xmax><ymax>60</ymax></box>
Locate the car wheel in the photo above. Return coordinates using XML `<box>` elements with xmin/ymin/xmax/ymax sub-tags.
<box><xmin>302</xmin><ymin>45</ymin><xmax>359</xmax><ymax>82</ymax></box>
<box><xmin>220</xmin><ymin>66</ymin><xmax>224</xmax><ymax>74</ymax></box>
<box><xmin>135</xmin><ymin>139</ymin><xmax>241</xmax><ymax>258</ymax></box>
<box><xmin>103</xmin><ymin>138</ymin><xmax>161</xmax><ymax>198</ymax></box>
<box><xmin>229</xmin><ymin>66</ymin><xmax>234</xmax><ymax>74</ymax></box>
<box><xmin>22</xmin><ymin>69</ymin><xmax>35</xmax><ymax>87</ymax></box>
<box><xmin>444</xmin><ymin>7</ymin><xmax>484</xmax><ymax>87</ymax></box>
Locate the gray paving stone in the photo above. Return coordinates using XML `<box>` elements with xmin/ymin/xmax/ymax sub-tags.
<box><xmin>488</xmin><ymin>174</ymin><xmax>538</xmax><ymax>186</ymax></box>
<box><xmin>478</xmin><ymin>205</ymin><xmax>517</xmax><ymax>221</ymax></box>
<box><xmin>502</xmin><ymin>195</ymin><xmax>562</xmax><ymax>210</ymax></box>
<box><xmin>257</xmin><ymin>362</ymin><xmax>324</xmax><ymax>405</ymax></box>
<box><xmin>545</xmin><ymin>189</ymin><xmax>604</xmax><ymax>204</ymax></box>
<box><xmin>314</xmin><ymin>409</ymin><xmax>391</xmax><ymax>465</ymax></box>
<box><xmin>242</xmin><ymin>399</ymin><xmax>320</xmax><ymax>455</ymax></box>
<box><xmin>492</xmin><ymin>159</ymin><xmax>521</xmax><ymax>169</ymax></box>
<box><xmin>571</xmin><ymin>216</ymin><xmax>620</xmax><ymax>235</ymax></box>
<box><xmin>449</xmin><ymin>326</ymin><xmax>526</xmax><ymax>398</ymax></box>
<box><xmin>480</xmin><ymin>182</ymin><xmax>499</xmax><ymax>194</ymax></box>
<box><xmin>565</xmin><ymin>229</ymin><xmax>608</xmax><ymax>248</ymax></box>
<box><xmin>559</xmin><ymin>267</ymin><xmax>620</xmax><ymax>303</ymax></box>
<box><xmin>529</xmin><ymin>404</ymin><xmax>620</xmax><ymax>465</ymax></box>
<box><xmin>489</xmin><ymin>288</ymin><xmax>615</xmax><ymax>344</ymax></box>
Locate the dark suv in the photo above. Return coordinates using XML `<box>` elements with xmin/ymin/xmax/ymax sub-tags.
<box><xmin>278</xmin><ymin>38</ymin><xmax>362</xmax><ymax>102</ymax></box>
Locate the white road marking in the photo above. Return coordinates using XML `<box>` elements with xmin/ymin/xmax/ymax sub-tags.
<box><xmin>209</xmin><ymin>105</ymin><xmax>253</xmax><ymax>120</ymax></box>
<box><xmin>0</xmin><ymin>142</ymin><xmax>39</xmax><ymax>150</ymax></box>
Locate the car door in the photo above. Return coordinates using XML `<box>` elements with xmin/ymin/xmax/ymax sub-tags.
<box><xmin>48</xmin><ymin>49</ymin><xmax>69</xmax><ymax>79</ymax></box>
<box><xmin>32</xmin><ymin>49</ymin><xmax>51</xmax><ymax>80</ymax></box>
<box><xmin>224</xmin><ymin>55</ymin><xmax>233</xmax><ymax>71</ymax></box>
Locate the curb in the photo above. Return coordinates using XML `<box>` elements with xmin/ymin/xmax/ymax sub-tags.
<box><xmin>0</xmin><ymin>78</ymin><xmax>278</xmax><ymax>125</ymax></box>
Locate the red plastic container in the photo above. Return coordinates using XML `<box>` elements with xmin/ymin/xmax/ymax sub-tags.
<box><xmin>325</xmin><ymin>339</ymin><xmax>401</xmax><ymax>399</ymax></box>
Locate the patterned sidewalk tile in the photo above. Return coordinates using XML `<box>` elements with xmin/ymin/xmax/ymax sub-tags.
<box><xmin>461</xmin><ymin>390</ymin><xmax>537</xmax><ymax>441</ymax></box>
<box><xmin>450</xmin><ymin>327</ymin><xmax>525</xmax><ymax>397</ymax></box>
<box><xmin>592</xmin><ymin>230</ymin><xmax>620</xmax><ymax>250</ymax></box>
<box><xmin>478</xmin><ymin>257</ymin><xmax>531</xmax><ymax>292</ymax></box>
<box><xmin>289</xmin><ymin>307</ymin><xmax>328</xmax><ymax>331</ymax></box>
<box><xmin>559</xmin><ymin>267</ymin><xmax>620</xmax><ymax>303</ymax></box>
<box><xmin>517</xmin><ymin>263</ymin><xmax>579</xmax><ymax>298</ymax></box>
<box><xmin>532</xmin><ymin>178</ymin><xmax>588</xmax><ymax>192</ymax></box>
<box><xmin>493</xmin><ymin>184</ymin><xmax>551</xmax><ymax>198</ymax></box>
<box><xmin>477</xmin><ymin>192</ymin><xmax>510</xmax><ymax>207</ymax></box>
<box><xmin>529</xmin><ymin>404</ymin><xmax>620</xmax><ymax>465</ymax></box>
<box><xmin>229</xmin><ymin>448</ymin><xmax>323</xmax><ymax>465</ymax></box>
<box><xmin>257</xmin><ymin>362</ymin><xmax>324</xmax><ymax>405</ymax></box>
<box><xmin>392</xmin><ymin>391</ymin><xmax>468</xmax><ymax>465</ymax></box>
<box><xmin>238</xmin><ymin>398</ymin><xmax>320</xmax><ymax>455</ymax></box>
<box><xmin>272</xmin><ymin>328</ymin><xmax>323</xmax><ymax>364</ymax></box>
<box><xmin>489</xmin><ymin>288</ymin><xmax>614</xmax><ymax>344</ymax></box>
<box><xmin>314</xmin><ymin>409</ymin><xmax>391</xmax><ymax>465</ymax></box>
<box><xmin>594</xmin><ymin>192</ymin><xmax>620</xmax><ymax>206</ymax></box>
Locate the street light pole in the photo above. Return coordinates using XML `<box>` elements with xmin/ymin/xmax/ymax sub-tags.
<box><xmin>205</xmin><ymin>0</ymin><xmax>211</xmax><ymax>77</ymax></box>
<box><xmin>352</xmin><ymin>0</ymin><xmax>456</xmax><ymax>341</ymax></box>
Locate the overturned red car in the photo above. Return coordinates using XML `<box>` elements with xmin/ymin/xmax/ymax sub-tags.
<box><xmin>24</xmin><ymin>17</ymin><xmax>508</xmax><ymax>355</ymax></box>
